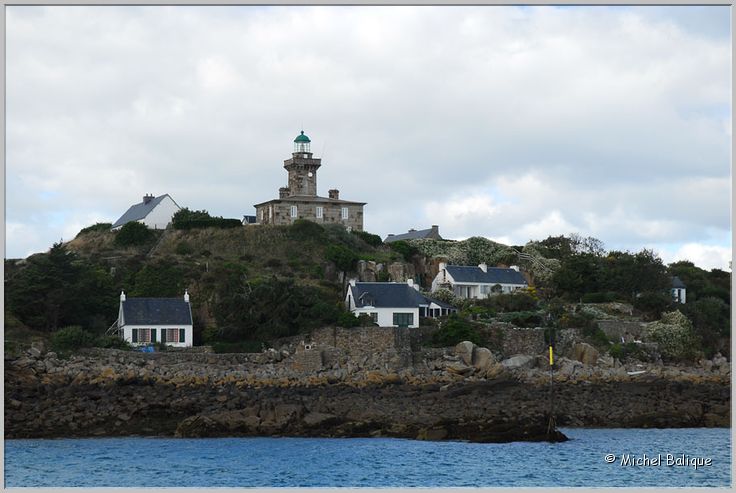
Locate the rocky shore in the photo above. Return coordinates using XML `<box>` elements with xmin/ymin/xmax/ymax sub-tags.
<box><xmin>4</xmin><ymin>344</ymin><xmax>729</xmax><ymax>442</ymax></box>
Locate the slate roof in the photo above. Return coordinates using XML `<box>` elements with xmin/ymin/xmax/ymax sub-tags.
<box><xmin>112</xmin><ymin>195</ymin><xmax>176</xmax><ymax>229</ymax></box>
<box><xmin>350</xmin><ymin>283</ymin><xmax>453</xmax><ymax>309</ymax></box>
<box><xmin>121</xmin><ymin>298</ymin><xmax>193</xmax><ymax>326</ymax></box>
<box><xmin>384</xmin><ymin>227</ymin><xmax>441</xmax><ymax>243</ymax></box>
<box><xmin>445</xmin><ymin>266</ymin><xmax>527</xmax><ymax>285</ymax></box>
<box><xmin>671</xmin><ymin>276</ymin><xmax>686</xmax><ymax>289</ymax></box>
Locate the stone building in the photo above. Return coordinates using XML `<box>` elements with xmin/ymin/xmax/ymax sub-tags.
<box><xmin>253</xmin><ymin>131</ymin><xmax>366</xmax><ymax>230</ymax></box>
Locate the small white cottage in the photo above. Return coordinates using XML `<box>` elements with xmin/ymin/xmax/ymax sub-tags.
<box><xmin>431</xmin><ymin>262</ymin><xmax>528</xmax><ymax>300</ymax></box>
<box><xmin>671</xmin><ymin>276</ymin><xmax>687</xmax><ymax>304</ymax></box>
<box><xmin>115</xmin><ymin>290</ymin><xmax>194</xmax><ymax>347</ymax></box>
<box><xmin>345</xmin><ymin>279</ymin><xmax>456</xmax><ymax>328</ymax></box>
<box><xmin>111</xmin><ymin>194</ymin><xmax>181</xmax><ymax>230</ymax></box>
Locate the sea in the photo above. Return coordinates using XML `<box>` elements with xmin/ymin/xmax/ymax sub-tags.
<box><xmin>4</xmin><ymin>428</ymin><xmax>731</xmax><ymax>488</ymax></box>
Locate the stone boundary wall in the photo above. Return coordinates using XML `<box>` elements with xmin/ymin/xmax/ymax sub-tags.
<box><xmin>598</xmin><ymin>320</ymin><xmax>646</xmax><ymax>341</ymax></box>
<box><xmin>310</xmin><ymin>326</ymin><xmax>412</xmax><ymax>369</ymax></box>
<box><xmin>79</xmin><ymin>348</ymin><xmax>268</xmax><ymax>366</ymax></box>
<box><xmin>496</xmin><ymin>327</ymin><xmax>582</xmax><ymax>358</ymax></box>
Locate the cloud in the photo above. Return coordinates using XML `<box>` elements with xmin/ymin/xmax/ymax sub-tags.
<box><xmin>657</xmin><ymin>243</ymin><xmax>732</xmax><ymax>271</ymax></box>
<box><xmin>5</xmin><ymin>6</ymin><xmax>731</xmax><ymax>271</ymax></box>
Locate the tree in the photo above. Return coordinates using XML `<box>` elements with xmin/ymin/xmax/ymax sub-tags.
<box><xmin>115</xmin><ymin>221</ymin><xmax>154</xmax><ymax>247</ymax></box>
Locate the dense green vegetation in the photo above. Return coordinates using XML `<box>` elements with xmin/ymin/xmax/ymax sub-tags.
<box><xmin>5</xmin><ymin>226</ymin><xmax>730</xmax><ymax>360</ymax></box>
<box><xmin>172</xmin><ymin>207</ymin><xmax>242</xmax><ymax>230</ymax></box>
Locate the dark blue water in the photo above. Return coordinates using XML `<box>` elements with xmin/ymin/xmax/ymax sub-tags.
<box><xmin>4</xmin><ymin>428</ymin><xmax>731</xmax><ymax>487</ymax></box>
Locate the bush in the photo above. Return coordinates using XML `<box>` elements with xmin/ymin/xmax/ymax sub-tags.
<box><xmin>326</xmin><ymin>244</ymin><xmax>358</xmax><ymax>272</ymax></box>
<box><xmin>289</xmin><ymin>220</ymin><xmax>325</xmax><ymax>241</ymax></box>
<box><xmin>96</xmin><ymin>335</ymin><xmax>132</xmax><ymax>350</ymax></box>
<box><xmin>581</xmin><ymin>292</ymin><xmax>618</xmax><ymax>303</ymax></box>
<box><xmin>633</xmin><ymin>291</ymin><xmax>673</xmax><ymax>321</ymax></box>
<box><xmin>479</xmin><ymin>292</ymin><xmax>538</xmax><ymax>313</ymax></box>
<box><xmin>388</xmin><ymin>240</ymin><xmax>419</xmax><ymax>261</ymax></box>
<box><xmin>431</xmin><ymin>315</ymin><xmax>483</xmax><ymax>347</ymax></box>
<box><xmin>499</xmin><ymin>310</ymin><xmax>542</xmax><ymax>327</ymax></box>
<box><xmin>176</xmin><ymin>242</ymin><xmax>194</xmax><ymax>255</ymax></box>
<box><xmin>76</xmin><ymin>223</ymin><xmax>112</xmax><ymax>237</ymax></box>
<box><xmin>337</xmin><ymin>311</ymin><xmax>360</xmax><ymax>327</ymax></box>
<box><xmin>583</xmin><ymin>327</ymin><xmax>611</xmax><ymax>349</ymax></box>
<box><xmin>643</xmin><ymin>310</ymin><xmax>699</xmax><ymax>361</ymax></box>
<box><xmin>115</xmin><ymin>221</ymin><xmax>154</xmax><ymax>247</ymax></box>
<box><xmin>352</xmin><ymin>230</ymin><xmax>383</xmax><ymax>247</ymax></box>
<box><xmin>51</xmin><ymin>326</ymin><xmax>97</xmax><ymax>352</ymax></box>
<box><xmin>557</xmin><ymin>310</ymin><xmax>597</xmax><ymax>330</ymax></box>
<box><xmin>174</xmin><ymin>218</ymin><xmax>241</xmax><ymax>230</ymax></box>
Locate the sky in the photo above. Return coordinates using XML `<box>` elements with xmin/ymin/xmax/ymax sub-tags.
<box><xmin>5</xmin><ymin>6</ymin><xmax>732</xmax><ymax>270</ymax></box>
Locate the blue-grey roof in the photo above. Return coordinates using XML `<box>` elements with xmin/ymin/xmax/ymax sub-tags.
<box><xmin>112</xmin><ymin>195</ymin><xmax>175</xmax><ymax>229</ymax></box>
<box><xmin>671</xmin><ymin>276</ymin><xmax>686</xmax><ymax>289</ymax></box>
<box><xmin>350</xmin><ymin>283</ymin><xmax>451</xmax><ymax>309</ymax></box>
<box><xmin>384</xmin><ymin>227</ymin><xmax>441</xmax><ymax>243</ymax></box>
<box><xmin>122</xmin><ymin>298</ymin><xmax>193</xmax><ymax>326</ymax></box>
<box><xmin>242</xmin><ymin>215</ymin><xmax>257</xmax><ymax>224</ymax></box>
<box><xmin>445</xmin><ymin>265</ymin><xmax>527</xmax><ymax>285</ymax></box>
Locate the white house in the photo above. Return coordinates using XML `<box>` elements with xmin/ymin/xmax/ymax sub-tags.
<box><xmin>671</xmin><ymin>276</ymin><xmax>687</xmax><ymax>304</ymax></box>
<box><xmin>431</xmin><ymin>262</ymin><xmax>528</xmax><ymax>300</ymax></box>
<box><xmin>114</xmin><ymin>290</ymin><xmax>194</xmax><ymax>347</ymax></box>
<box><xmin>345</xmin><ymin>279</ymin><xmax>456</xmax><ymax>328</ymax></box>
<box><xmin>111</xmin><ymin>194</ymin><xmax>181</xmax><ymax>230</ymax></box>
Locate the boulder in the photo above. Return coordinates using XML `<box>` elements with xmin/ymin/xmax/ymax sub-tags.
<box><xmin>27</xmin><ymin>347</ymin><xmax>42</xmax><ymax>359</ymax></box>
<box><xmin>471</xmin><ymin>347</ymin><xmax>495</xmax><ymax>371</ymax></box>
<box><xmin>446</xmin><ymin>362</ymin><xmax>474</xmax><ymax>376</ymax></box>
<box><xmin>573</xmin><ymin>342</ymin><xmax>599</xmax><ymax>366</ymax></box>
<box><xmin>501</xmin><ymin>355</ymin><xmax>536</xmax><ymax>370</ymax></box>
<box><xmin>455</xmin><ymin>341</ymin><xmax>475</xmax><ymax>366</ymax></box>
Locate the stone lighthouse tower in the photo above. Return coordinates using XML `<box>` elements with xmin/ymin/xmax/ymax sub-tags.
<box><xmin>284</xmin><ymin>130</ymin><xmax>321</xmax><ymax>196</ymax></box>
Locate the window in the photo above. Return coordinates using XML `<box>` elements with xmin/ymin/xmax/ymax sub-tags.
<box><xmin>161</xmin><ymin>329</ymin><xmax>181</xmax><ymax>343</ymax></box>
<box><xmin>316</xmin><ymin>206</ymin><xmax>323</xmax><ymax>219</ymax></box>
<box><xmin>370</xmin><ymin>312</ymin><xmax>378</xmax><ymax>324</ymax></box>
<box><xmin>480</xmin><ymin>285</ymin><xmax>489</xmax><ymax>294</ymax></box>
<box><xmin>393</xmin><ymin>313</ymin><xmax>414</xmax><ymax>327</ymax></box>
<box><xmin>132</xmin><ymin>328</ymin><xmax>154</xmax><ymax>343</ymax></box>
<box><xmin>269</xmin><ymin>205</ymin><xmax>273</xmax><ymax>220</ymax></box>
<box><xmin>341</xmin><ymin>207</ymin><xmax>349</xmax><ymax>219</ymax></box>
<box><xmin>290</xmin><ymin>205</ymin><xmax>298</xmax><ymax>218</ymax></box>
<box><xmin>260</xmin><ymin>209</ymin><xmax>264</xmax><ymax>222</ymax></box>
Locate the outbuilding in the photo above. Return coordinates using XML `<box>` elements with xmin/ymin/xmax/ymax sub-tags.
<box><xmin>114</xmin><ymin>290</ymin><xmax>194</xmax><ymax>347</ymax></box>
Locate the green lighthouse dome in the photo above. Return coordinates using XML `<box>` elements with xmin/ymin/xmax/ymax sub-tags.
<box><xmin>293</xmin><ymin>130</ymin><xmax>311</xmax><ymax>153</ymax></box>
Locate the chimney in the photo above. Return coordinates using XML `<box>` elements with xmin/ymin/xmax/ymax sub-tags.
<box><xmin>143</xmin><ymin>194</ymin><xmax>154</xmax><ymax>204</ymax></box>
<box><xmin>439</xmin><ymin>261</ymin><xmax>447</xmax><ymax>271</ymax></box>
<box><xmin>479</xmin><ymin>263</ymin><xmax>488</xmax><ymax>273</ymax></box>
<box><xmin>184</xmin><ymin>289</ymin><xmax>190</xmax><ymax>303</ymax></box>
<box><xmin>408</xmin><ymin>228</ymin><xmax>416</xmax><ymax>233</ymax></box>
<box><xmin>407</xmin><ymin>278</ymin><xmax>419</xmax><ymax>291</ymax></box>
<box><xmin>349</xmin><ymin>279</ymin><xmax>356</xmax><ymax>287</ymax></box>
<box><xmin>120</xmin><ymin>290</ymin><xmax>126</xmax><ymax>302</ymax></box>
<box><xmin>431</xmin><ymin>225</ymin><xmax>439</xmax><ymax>234</ymax></box>
<box><xmin>328</xmin><ymin>189</ymin><xmax>340</xmax><ymax>200</ymax></box>
<box><xmin>279</xmin><ymin>187</ymin><xmax>290</xmax><ymax>199</ymax></box>
<box><xmin>510</xmin><ymin>265</ymin><xmax>520</xmax><ymax>272</ymax></box>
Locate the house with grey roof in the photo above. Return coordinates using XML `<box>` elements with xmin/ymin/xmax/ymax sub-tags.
<box><xmin>114</xmin><ymin>290</ymin><xmax>193</xmax><ymax>347</ymax></box>
<box><xmin>384</xmin><ymin>225</ymin><xmax>442</xmax><ymax>243</ymax></box>
<box><xmin>345</xmin><ymin>279</ymin><xmax>456</xmax><ymax>328</ymax></box>
<box><xmin>671</xmin><ymin>276</ymin><xmax>687</xmax><ymax>304</ymax></box>
<box><xmin>431</xmin><ymin>262</ymin><xmax>528</xmax><ymax>300</ymax></box>
<box><xmin>111</xmin><ymin>194</ymin><xmax>181</xmax><ymax>231</ymax></box>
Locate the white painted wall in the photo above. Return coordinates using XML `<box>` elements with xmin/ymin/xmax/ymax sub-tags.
<box><xmin>431</xmin><ymin>269</ymin><xmax>525</xmax><ymax>299</ymax></box>
<box><xmin>351</xmin><ymin>307</ymin><xmax>419</xmax><ymax>328</ymax></box>
<box><xmin>671</xmin><ymin>288</ymin><xmax>687</xmax><ymax>304</ymax></box>
<box><xmin>143</xmin><ymin>195</ymin><xmax>180</xmax><ymax>230</ymax></box>
<box><xmin>122</xmin><ymin>325</ymin><xmax>193</xmax><ymax>347</ymax></box>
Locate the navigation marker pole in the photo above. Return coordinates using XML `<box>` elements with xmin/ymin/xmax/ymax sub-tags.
<box><xmin>546</xmin><ymin>343</ymin><xmax>557</xmax><ymax>437</ymax></box>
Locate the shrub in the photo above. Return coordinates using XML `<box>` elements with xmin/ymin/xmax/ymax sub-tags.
<box><xmin>643</xmin><ymin>310</ymin><xmax>699</xmax><ymax>361</ymax></box>
<box><xmin>388</xmin><ymin>240</ymin><xmax>419</xmax><ymax>261</ymax></box>
<box><xmin>583</xmin><ymin>327</ymin><xmax>611</xmax><ymax>349</ymax></box>
<box><xmin>176</xmin><ymin>242</ymin><xmax>194</xmax><ymax>255</ymax></box>
<box><xmin>96</xmin><ymin>335</ymin><xmax>132</xmax><ymax>350</ymax></box>
<box><xmin>499</xmin><ymin>310</ymin><xmax>542</xmax><ymax>327</ymax></box>
<box><xmin>289</xmin><ymin>219</ymin><xmax>325</xmax><ymax>241</ymax></box>
<box><xmin>479</xmin><ymin>292</ymin><xmax>538</xmax><ymax>313</ymax></box>
<box><xmin>265</xmin><ymin>258</ymin><xmax>282</xmax><ymax>268</ymax></box>
<box><xmin>352</xmin><ymin>230</ymin><xmax>383</xmax><ymax>247</ymax></box>
<box><xmin>76</xmin><ymin>223</ymin><xmax>112</xmax><ymax>237</ymax></box>
<box><xmin>337</xmin><ymin>311</ymin><xmax>360</xmax><ymax>327</ymax></box>
<box><xmin>326</xmin><ymin>244</ymin><xmax>358</xmax><ymax>272</ymax></box>
<box><xmin>633</xmin><ymin>291</ymin><xmax>673</xmax><ymax>321</ymax></box>
<box><xmin>115</xmin><ymin>221</ymin><xmax>154</xmax><ymax>247</ymax></box>
<box><xmin>212</xmin><ymin>340</ymin><xmax>264</xmax><ymax>353</ymax></box>
<box><xmin>581</xmin><ymin>292</ymin><xmax>618</xmax><ymax>303</ymax></box>
<box><xmin>431</xmin><ymin>315</ymin><xmax>483</xmax><ymax>347</ymax></box>
<box><xmin>50</xmin><ymin>326</ymin><xmax>97</xmax><ymax>352</ymax></box>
